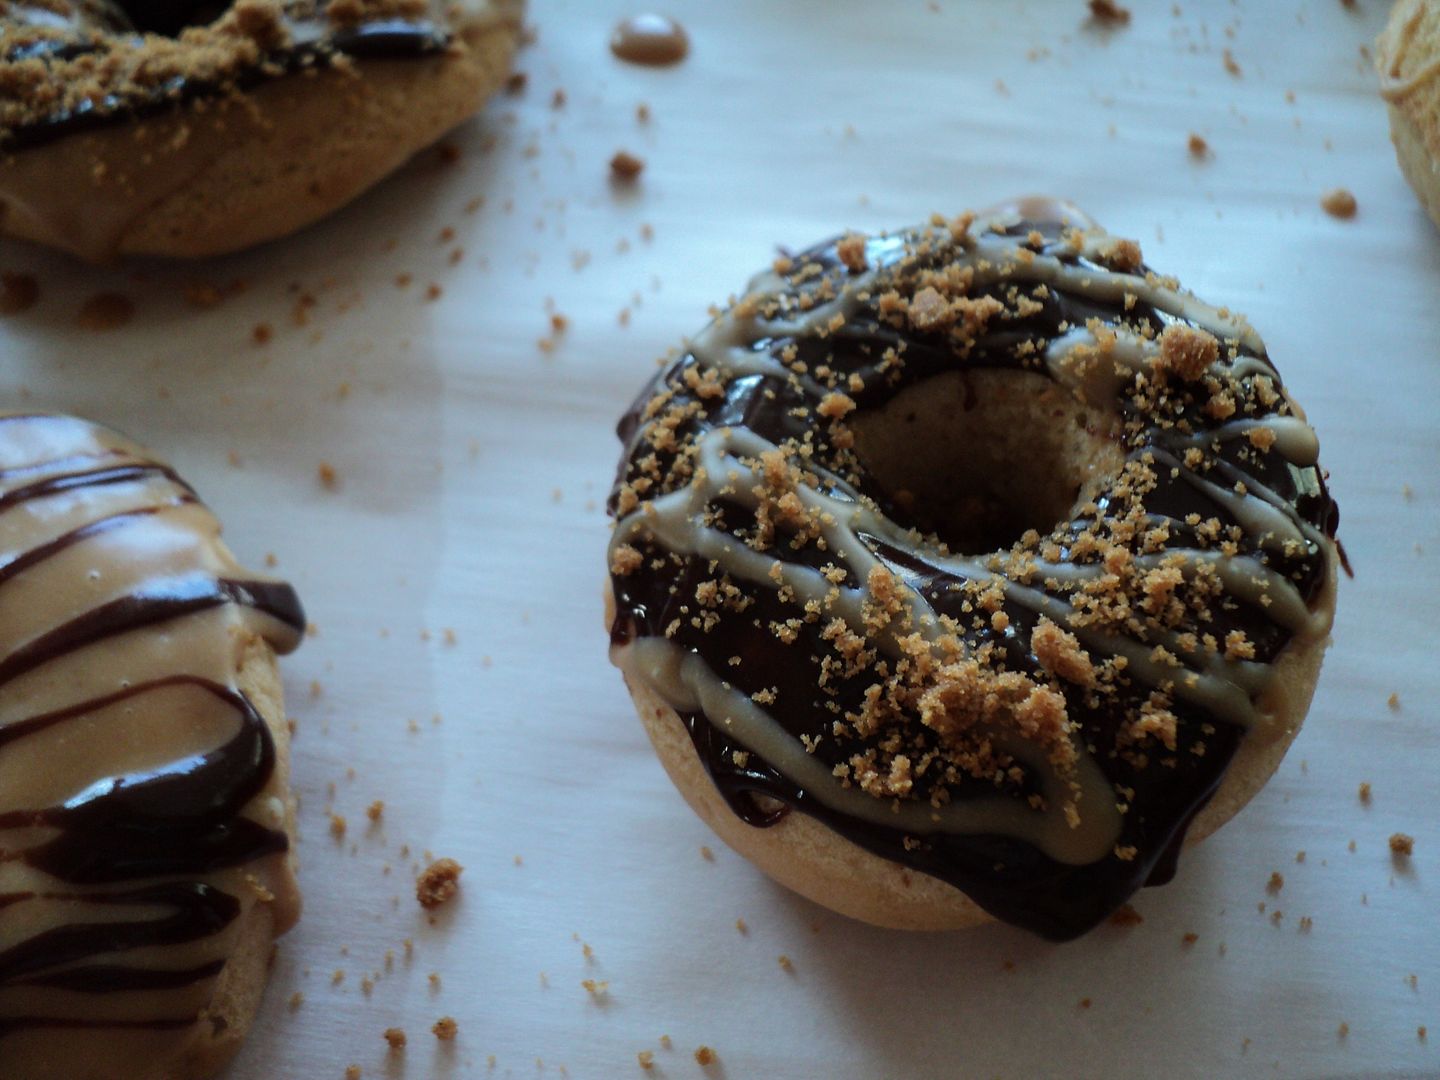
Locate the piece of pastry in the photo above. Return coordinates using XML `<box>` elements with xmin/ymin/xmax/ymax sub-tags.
<box><xmin>1377</xmin><ymin>0</ymin><xmax>1440</xmax><ymax>229</ymax></box>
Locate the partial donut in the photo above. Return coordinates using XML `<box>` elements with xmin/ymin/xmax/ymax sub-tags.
<box><xmin>0</xmin><ymin>0</ymin><xmax>524</xmax><ymax>261</ymax></box>
<box><xmin>0</xmin><ymin>413</ymin><xmax>305</xmax><ymax>1079</ymax></box>
<box><xmin>606</xmin><ymin>200</ymin><xmax>1340</xmax><ymax>940</ymax></box>
<box><xmin>1377</xmin><ymin>0</ymin><xmax>1440</xmax><ymax>229</ymax></box>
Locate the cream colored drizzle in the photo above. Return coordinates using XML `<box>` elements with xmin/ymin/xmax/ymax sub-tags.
<box><xmin>0</xmin><ymin>413</ymin><xmax>301</xmax><ymax>1077</ymax></box>
<box><xmin>611</xmin><ymin>211</ymin><xmax>1331</xmax><ymax>865</ymax></box>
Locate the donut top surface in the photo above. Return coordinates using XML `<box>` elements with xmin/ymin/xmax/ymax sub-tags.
<box><xmin>0</xmin><ymin>0</ymin><xmax>461</xmax><ymax>148</ymax></box>
<box><xmin>607</xmin><ymin>203</ymin><xmax>1339</xmax><ymax>940</ymax></box>
<box><xmin>0</xmin><ymin>413</ymin><xmax>304</xmax><ymax>1073</ymax></box>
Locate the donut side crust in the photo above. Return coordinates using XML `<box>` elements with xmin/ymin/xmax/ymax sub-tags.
<box><xmin>1377</xmin><ymin>0</ymin><xmax>1440</xmax><ymax>228</ymax></box>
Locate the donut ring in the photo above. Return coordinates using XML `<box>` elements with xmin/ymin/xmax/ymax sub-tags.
<box><xmin>0</xmin><ymin>0</ymin><xmax>523</xmax><ymax>261</ymax></box>
<box><xmin>1377</xmin><ymin>0</ymin><xmax>1440</xmax><ymax>229</ymax></box>
<box><xmin>606</xmin><ymin>200</ymin><xmax>1340</xmax><ymax>940</ymax></box>
<box><xmin>0</xmin><ymin>413</ymin><xmax>305</xmax><ymax>1078</ymax></box>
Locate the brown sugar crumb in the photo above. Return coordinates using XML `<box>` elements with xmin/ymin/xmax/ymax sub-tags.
<box><xmin>384</xmin><ymin>1028</ymin><xmax>407</xmax><ymax>1050</ymax></box>
<box><xmin>77</xmin><ymin>293</ymin><xmax>135</xmax><ymax>331</ymax></box>
<box><xmin>367</xmin><ymin>800</ymin><xmax>385</xmax><ymax>823</ymax></box>
<box><xmin>345</xmin><ymin>1068</ymin><xmax>362</xmax><ymax>1080</ymax></box>
<box><xmin>0</xmin><ymin>273</ymin><xmax>39</xmax><ymax>315</ymax></box>
<box><xmin>288</xmin><ymin>991</ymin><xmax>304</xmax><ymax>1010</ymax></box>
<box><xmin>817</xmin><ymin>391</ymin><xmax>857</xmax><ymax>419</ymax></box>
<box><xmin>416</xmin><ymin>858</ymin><xmax>464</xmax><ymax>909</ymax></box>
<box><xmin>1320</xmin><ymin>188</ymin><xmax>1357</xmax><ymax>219</ymax></box>
<box><xmin>318</xmin><ymin>462</ymin><xmax>339</xmax><ymax>491</ymax></box>
<box><xmin>505</xmin><ymin>71</ymin><xmax>527</xmax><ymax>93</ymax></box>
<box><xmin>252</xmin><ymin>322</ymin><xmax>273</xmax><ymax>345</ymax></box>
<box><xmin>1389</xmin><ymin>833</ymin><xmax>1415</xmax><ymax>857</ymax></box>
<box><xmin>694</xmin><ymin>1046</ymin><xmax>717</xmax><ymax>1066</ymax></box>
<box><xmin>700</xmin><ymin>845</ymin><xmax>715</xmax><ymax>861</ymax></box>
<box><xmin>1337</xmin><ymin>1021</ymin><xmax>1349</xmax><ymax>1039</ymax></box>
<box><xmin>1358</xmin><ymin>781</ymin><xmax>1372</xmax><ymax>805</ymax></box>
<box><xmin>1266</xmin><ymin>871</ymin><xmax>1284</xmax><ymax>894</ymax></box>
<box><xmin>836</xmin><ymin>232</ymin><xmax>869</xmax><ymax>272</ymax></box>
<box><xmin>1420</xmin><ymin>1026</ymin><xmax>1429</xmax><ymax>1042</ymax></box>
<box><xmin>1187</xmin><ymin>132</ymin><xmax>1210</xmax><ymax>158</ymax></box>
<box><xmin>1088</xmin><ymin>0</ymin><xmax>1130</xmax><ymax>22</ymax></box>
<box><xmin>611</xmin><ymin>544</ymin><xmax>644</xmax><ymax>576</ymax></box>
<box><xmin>1181</xmin><ymin>932</ymin><xmax>1199</xmax><ymax>947</ymax></box>
<box><xmin>1388</xmin><ymin>692</ymin><xmax>1401</xmax><ymax>710</ymax></box>
<box><xmin>1156</xmin><ymin>323</ymin><xmax>1219</xmax><ymax>381</ymax></box>
<box><xmin>610</xmin><ymin>151</ymin><xmax>646</xmax><ymax>181</ymax></box>
<box><xmin>1078</xmin><ymin>997</ymin><xmax>1093</xmax><ymax>1009</ymax></box>
<box><xmin>1031</xmin><ymin>616</ymin><xmax>1095</xmax><ymax>685</ymax></box>
<box><xmin>777</xmin><ymin>954</ymin><xmax>794</xmax><ymax>972</ymax></box>
<box><xmin>1109</xmin><ymin>904</ymin><xmax>1144</xmax><ymax>927</ymax></box>
<box><xmin>432</xmin><ymin>1016</ymin><xmax>458</xmax><ymax>1040</ymax></box>
<box><xmin>329</xmin><ymin>813</ymin><xmax>347</xmax><ymax>838</ymax></box>
<box><xmin>637</xmin><ymin>1050</ymin><xmax>655</xmax><ymax>1070</ymax></box>
<box><xmin>424</xmin><ymin>283</ymin><xmax>443</xmax><ymax>302</ymax></box>
<box><xmin>1222</xmin><ymin>48</ymin><xmax>1242</xmax><ymax>76</ymax></box>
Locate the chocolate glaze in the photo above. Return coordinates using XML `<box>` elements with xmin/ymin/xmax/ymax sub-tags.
<box><xmin>1</xmin><ymin>1</ymin><xmax>451</xmax><ymax>150</ymax></box>
<box><xmin>609</xmin><ymin>217</ymin><xmax>1338</xmax><ymax>940</ymax></box>
<box><xmin>0</xmin><ymin>414</ymin><xmax>304</xmax><ymax>1040</ymax></box>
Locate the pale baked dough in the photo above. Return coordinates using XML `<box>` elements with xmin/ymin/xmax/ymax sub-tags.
<box><xmin>0</xmin><ymin>0</ymin><xmax>523</xmax><ymax>261</ymax></box>
<box><xmin>1377</xmin><ymin>0</ymin><xmax>1440</xmax><ymax>229</ymax></box>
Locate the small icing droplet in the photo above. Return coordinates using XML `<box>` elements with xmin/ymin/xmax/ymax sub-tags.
<box><xmin>610</xmin><ymin>14</ymin><xmax>689</xmax><ymax>66</ymax></box>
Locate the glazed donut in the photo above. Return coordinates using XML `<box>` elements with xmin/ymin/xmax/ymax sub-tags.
<box><xmin>1377</xmin><ymin>0</ymin><xmax>1440</xmax><ymax>229</ymax></box>
<box><xmin>0</xmin><ymin>0</ymin><xmax>523</xmax><ymax>261</ymax></box>
<box><xmin>0</xmin><ymin>413</ymin><xmax>305</xmax><ymax>1079</ymax></box>
<box><xmin>606</xmin><ymin>200</ymin><xmax>1340</xmax><ymax>941</ymax></box>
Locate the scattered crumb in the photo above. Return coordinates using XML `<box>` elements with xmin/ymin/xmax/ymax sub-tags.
<box><xmin>329</xmin><ymin>813</ymin><xmax>347</xmax><ymax>838</ymax></box>
<box><xmin>1109</xmin><ymin>904</ymin><xmax>1144</xmax><ymax>927</ymax></box>
<box><xmin>0</xmin><ymin>272</ymin><xmax>39</xmax><ymax>314</ymax></box>
<box><xmin>1320</xmin><ymin>188</ymin><xmax>1357</xmax><ymax>219</ymax></box>
<box><xmin>1267</xmin><ymin>872</ymin><xmax>1284</xmax><ymax>894</ymax></box>
<box><xmin>345</xmin><ymin>1068</ymin><xmax>361</xmax><ymax>1080</ymax></box>
<box><xmin>581</xmin><ymin>979</ymin><xmax>610</xmax><ymax>999</ymax></box>
<box><xmin>1079</xmin><ymin>997</ymin><xmax>1093</xmax><ymax>1009</ymax></box>
<box><xmin>1188</xmin><ymin>133</ymin><xmax>1210</xmax><ymax>158</ymax></box>
<box><xmin>425</xmin><ymin>283</ymin><xmax>443</xmax><ymax>302</ymax></box>
<box><xmin>636</xmin><ymin>103</ymin><xmax>651</xmax><ymax>122</ymax></box>
<box><xmin>318</xmin><ymin>462</ymin><xmax>339</xmax><ymax>491</ymax></box>
<box><xmin>610</xmin><ymin>151</ymin><xmax>646</xmax><ymax>181</ymax></box>
<box><xmin>416</xmin><ymin>858</ymin><xmax>464</xmax><ymax>909</ymax></box>
<box><xmin>384</xmin><ymin>1028</ymin><xmax>407</xmax><ymax>1050</ymax></box>
<box><xmin>432</xmin><ymin>1017</ymin><xmax>458</xmax><ymax>1040</ymax></box>
<box><xmin>1223</xmin><ymin>48</ymin><xmax>1241</xmax><ymax>76</ymax></box>
<box><xmin>694</xmin><ymin>1046</ymin><xmax>716</xmax><ymax>1066</ymax></box>
<box><xmin>1181</xmin><ymin>932</ymin><xmax>1199</xmax><ymax>947</ymax></box>
<box><xmin>1337</xmin><ymin>1021</ymin><xmax>1349</xmax><ymax>1039</ymax></box>
<box><xmin>252</xmin><ymin>322</ymin><xmax>273</xmax><ymax>345</ymax></box>
<box><xmin>1088</xmin><ymin>0</ymin><xmax>1130</xmax><ymax>22</ymax></box>
<box><xmin>1359</xmin><ymin>781</ymin><xmax>1372</xmax><ymax>805</ymax></box>
<box><xmin>777</xmin><ymin>955</ymin><xmax>793</xmax><ymax>972</ymax></box>
<box><xmin>288</xmin><ymin>991</ymin><xmax>304</xmax><ymax>1010</ymax></box>
<box><xmin>1387</xmin><ymin>692</ymin><xmax>1401</xmax><ymax>710</ymax></box>
<box><xmin>505</xmin><ymin>71</ymin><xmax>527</xmax><ymax>93</ymax></box>
<box><xmin>367</xmin><ymin>800</ymin><xmax>385</xmax><ymax>823</ymax></box>
<box><xmin>735</xmin><ymin>918</ymin><xmax>748</xmax><ymax>934</ymax></box>
<box><xmin>1389</xmin><ymin>833</ymin><xmax>1415</xmax><ymax>857</ymax></box>
<box><xmin>700</xmin><ymin>845</ymin><xmax>715</xmax><ymax>861</ymax></box>
<box><xmin>1420</xmin><ymin>1026</ymin><xmax>1428</xmax><ymax>1042</ymax></box>
<box><xmin>77</xmin><ymin>293</ymin><xmax>135</xmax><ymax>331</ymax></box>
<box><xmin>637</xmin><ymin>1050</ymin><xmax>655</xmax><ymax>1070</ymax></box>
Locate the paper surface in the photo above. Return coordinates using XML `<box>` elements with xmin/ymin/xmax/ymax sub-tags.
<box><xmin>3</xmin><ymin>1</ymin><xmax>1437</xmax><ymax>1077</ymax></box>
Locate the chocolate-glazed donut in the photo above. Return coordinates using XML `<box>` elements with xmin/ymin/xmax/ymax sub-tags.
<box><xmin>0</xmin><ymin>413</ymin><xmax>305</xmax><ymax>1079</ymax></box>
<box><xmin>0</xmin><ymin>0</ymin><xmax>523</xmax><ymax>260</ymax></box>
<box><xmin>606</xmin><ymin>201</ymin><xmax>1339</xmax><ymax>941</ymax></box>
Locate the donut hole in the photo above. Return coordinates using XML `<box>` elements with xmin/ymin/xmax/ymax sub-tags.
<box><xmin>848</xmin><ymin>369</ymin><xmax>1125</xmax><ymax>556</ymax></box>
<box><xmin>116</xmin><ymin>0</ymin><xmax>231</xmax><ymax>36</ymax></box>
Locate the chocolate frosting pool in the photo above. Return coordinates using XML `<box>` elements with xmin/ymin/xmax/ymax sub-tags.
<box><xmin>607</xmin><ymin>203</ymin><xmax>1338</xmax><ymax>940</ymax></box>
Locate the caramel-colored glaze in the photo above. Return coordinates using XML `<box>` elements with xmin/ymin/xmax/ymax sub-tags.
<box><xmin>0</xmin><ymin>413</ymin><xmax>304</xmax><ymax>1079</ymax></box>
<box><xmin>609</xmin><ymin>13</ymin><xmax>689</xmax><ymax>66</ymax></box>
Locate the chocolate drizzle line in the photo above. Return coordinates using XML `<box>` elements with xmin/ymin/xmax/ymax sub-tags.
<box><xmin>1</xmin><ymin>1</ymin><xmax>451</xmax><ymax>150</ymax></box>
<box><xmin>0</xmin><ymin>414</ymin><xmax>304</xmax><ymax>1044</ymax></box>
<box><xmin>608</xmin><ymin>210</ymin><xmax>1338</xmax><ymax>941</ymax></box>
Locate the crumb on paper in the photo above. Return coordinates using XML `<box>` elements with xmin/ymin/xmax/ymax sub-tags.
<box><xmin>288</xmin><ymin>991</ymin><xmax>304</xmax><ymax>1010</ymax></box>
<box><xmin>1181</xmin><ymin>932</ymin><xmax>1199</xmax><ymax>947</ymax></box>
<box><xmin>694</xmin><ymin>1046</ymin><xmax>717</xmax><ymax>1066</ymax></box>
<box><xmin>318</xmin><ymin>462</ymin><xmax>339</xmax><ymax>491</ymax></box>
<box><xmin>432</xmin><ymin>1016</ymin><xmax>458</xmax><ymax>1040</ymax></box>
<box><xmin>345</xmin><ymin>1068</ymin><xmax>361</xmax><ymax>1080</ymax></box>
<box><xmin>1387</xmin><ymin>692</ymin><xmax>1401</xmax><ymax>710</ymax></box>
<box><xmin>1389</xmin><ymin>833</ymin><xmax>1414</xmax><ymax>857</ymax></box>
<box><xmin>252</xmin><ymin>322</ymin><xmax>273</xmax><ymax>345</ymax></box>
<box><xmin>367</xmin><ymin>800</ymin><xmax>384</xmax><ymax>823</ymax></box>
<box><xmin>777</xmin><ymin>955</ymin><xmax>794</xmax><ymax>972</ymax></box>
<box><xmin>1088</xmin><ymin>0</ymin><xmax>1130</xmax><ymax>22</ymax></box>
<box><xmin>1359</xmin><ymin>781</ymin><xmax>1372</xmax><ymax>805</ymax></box>
<box><xmin>610</xmin><ymin>151</ymin><xmax>646</xmax><ymax>181</ymax></box>
<box><xmin>329</xmin><ymin>814</ymin><xmax>346</xmax><ymax>838</ymax></box>
<box><xmin>1337</xmin><ymin>1021</ymin><xmax>1349</xmax><ymax>1039</ymax></box>
<box><xmin>638</xmin><ymin>1050</ymin><xmax>655</xmax><ymax>1070</ymax></box>
<box><xmin>1109</xmin><ymin>904</ymin><xmax>1144</xmax><ymax>927</ymax></box>
<box><xmin>1320</xmin><ymin>188</ymin><xmax>1357</xmax><ymax>219</ymax></box>
<box><xmin>1267</xmin><ymin>871</ymin><xmax>1284</xmax><ymax>894</ymax></box>
<box><xmin>1223</xmin><ymin>48</ymin><xmax>1241</xmax><ymax>76</ymax></box>
<box><xmin>1187</xmin><ymin>133</ymin><xmax>1210</xmax><ymax>158</ymax></box>
<box><xmin>384</xmin><ymin>1028</ymin><xmax>407</xmax><ymax>1050</ymax></box>
<box><xmin>416</xmin><ymin>858</ymin><xmax>463</xmax><ymax>909</ymax></box>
